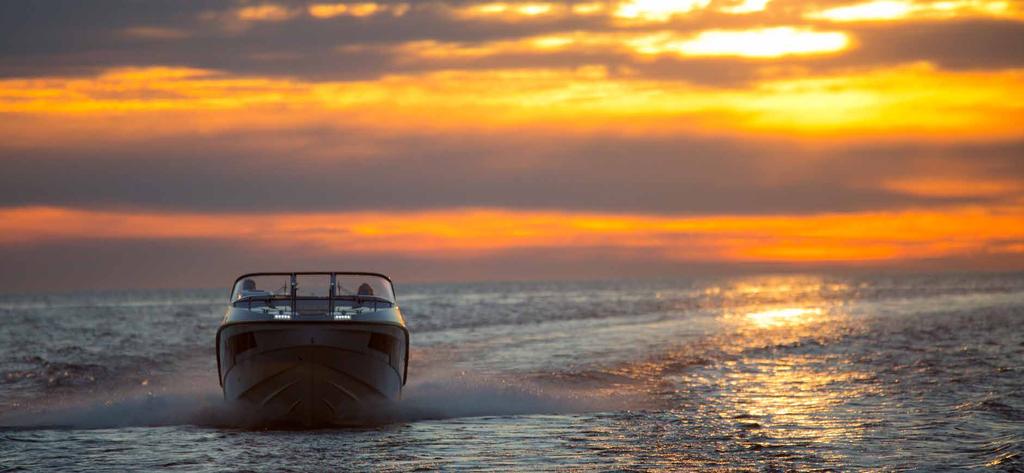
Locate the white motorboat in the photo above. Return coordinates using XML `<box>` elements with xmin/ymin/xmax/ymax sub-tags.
<box><xmin>216</xmin><ymin>272</ymin><xmax>408</xmax><ymax>426</ymax></box>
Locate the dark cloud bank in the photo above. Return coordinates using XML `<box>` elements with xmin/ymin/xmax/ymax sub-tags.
<box><xmin>1</xmin><ymin>131</ymin><xmax>1022</xmax><ymax>214</ymax></box>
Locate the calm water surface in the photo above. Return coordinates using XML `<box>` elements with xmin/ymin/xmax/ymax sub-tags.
<box><xmin>1</xmin><ymin>273</ymin><xmax>1022</xmax><ymax>471</ymax></box>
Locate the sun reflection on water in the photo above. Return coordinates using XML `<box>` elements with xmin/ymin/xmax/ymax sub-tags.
<box><xmin>693</xmin><ymin>275</ymin><xmax>879</xmax><ymax>461</ymax></box>
<box><xmin>746</xmin><ymin>307</ymin><xmax>824</xmax><ymax>328</ymax></box>
<box><xmin>718</xmin><ymin>354</ymin><xmax>881</xmax><ymax>447</ymax></box>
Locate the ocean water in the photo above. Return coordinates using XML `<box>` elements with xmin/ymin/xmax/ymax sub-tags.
<box><xmin>1</xmin><ymin>273</ymin><xmax>1022</xmax><ymax>471</ymax></box>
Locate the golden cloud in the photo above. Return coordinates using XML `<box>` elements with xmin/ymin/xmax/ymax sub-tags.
<box><xmin>807</xmin><ymin>0</ymin><xmax>1024</xmax><ymax>22</ymax></box>
<box><xmin>1</xmin><ymin>63</ymin><xmax>1020</xmax><ymax>144</ymax></box>
<box><xmin>308</xmin><ymin>2</ymin><xmax>409</xmax><ymax>18</ymax></box>
<box><xmin>1</xmin><ymin>206</ymin><xmax>1021</xmax><ymax>264</ymax></box>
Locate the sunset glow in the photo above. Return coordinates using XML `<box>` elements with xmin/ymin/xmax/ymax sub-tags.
<box><xmin>1</xmin><ymin>206</ymin><xmax>1022</xmax><ymax>265</ymax></box>
<box><xmin>2</xmin><ymin>63</ymin><xmax>1021</xmax><ymax>142</ymax></box>
<box><xmin>308</xmin><ymin>2</ymin><xmax>395</xmax><ymax>18</ymax></box>
<box><xmin>615</xmin><ymin>0</ymin><xmax>712</xmax><ymax>21</ymax></box>
<box><xmin>236</xmin><ymin>4</ymin><xmax>296</xmax><ymax>22</ymax></box>
<box><xmin>627</xmin><ymin>28</ymin><xmax>851</xmax><ymax>58</ymax></box>
<box><xmin>454</xmin><ymin>2</ymin><xmax>562</xmax><ymax>19</ymax></box>
<box><xmin>808</xmin><ymin>0</ymin><xmax>1023</xmax><ymax>21</ymax></box>
<box><xmin>3</xmin><ymin>8</ymin><xmax>1024</xmax><ymax>473</ymax></box>
<box><xmin>0</xmin><ymin>0</ymin><xmax>1021</xmax><ymax>289</ymax></box>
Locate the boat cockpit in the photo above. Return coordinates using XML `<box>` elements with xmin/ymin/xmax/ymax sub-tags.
<box><xmin>230</xmin><ymin>272</ymin><xmax>397</xmax><ymax>320</ymax></box>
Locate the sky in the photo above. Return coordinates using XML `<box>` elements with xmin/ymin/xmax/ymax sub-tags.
<box><xmin>1</xmin><ymin>0</ymin><xmax>1022</xmax><ymax>291</ymax></box>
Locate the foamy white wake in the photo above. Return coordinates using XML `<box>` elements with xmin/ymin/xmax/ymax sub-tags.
<box><xmin>0</xmin><ymin>368</ymin><xmax>626</xmax><ymax>430</ymax></box>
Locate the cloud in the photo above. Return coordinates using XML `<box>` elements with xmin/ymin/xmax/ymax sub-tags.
<box><xmin>309</xmin><ymin>2</ymin><xmax>410</xmax><ymax>18</ymax></box>
<box><xmin>0</xmin><ymin>0</ymin><xmax>1022</xmax><ymax>287</ymax></box>
<box><xmin>0</xmin><ymin>62</ymin><xmax>1019</xmax><ymax>220</ymax></box>
<box><xmin>0</xmin><ymin>203</ymin><xmax>1021</xmax><ymax>293</ymax></box>
<box><xmin>451</xmin><ymin>2</ymin><xmax>569</xmax><ymax>20</ymax></box>
<box><xmin>2</xmin><ymin>64</ymin><xmax>1021</xmax><ymax>143</ymax></box>
<box><xmin>120</xmin><ymin>26</ymin><xmax>191</xmax><ymax>40</ymax></box>
<box><xmin>881</xmin><ymin>178</ymin><xmax>1024</xmax><ymax>199</ymax></box>
<box><xmin>1</xmin><ymin>1</ymin><xmax>1021</xmax><ymax>81</ymax></box>
<box><xmin>0</xmin><ymin>124</ymin><xmax>1021</xmax><ymax>214</ymax></box>
<box><xmin>625</xmin><ymin>27</ymin><xmax>850</xmax><ymax>58</ymax></box>
<box><xmin>838</xmin><ymin>19</ymin><xmax>1024</xmax><ymax>70</ymax></box>
<box><xmin>8</xmin><ymin>236</ymin><xmax>1020</xmax><ymax>293</ymax></box>
<box><xmin>235</xmin><ymin>4</ymin><xmax>299</xmax><ymax>22</ymax></box>
<box><xmin>614</xmin><ymin>0</ymin><xmax>714</xmax><ymax>22</ymax></box>
<box><xmin>806</xmin><ymin>0</ymin><xmax>1024</xmax><ymax>22</ymax></box>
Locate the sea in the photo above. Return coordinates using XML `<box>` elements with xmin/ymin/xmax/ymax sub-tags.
<box><xmin>1</xmin><ymin>272</ymin><xmax>1022</xmax><ymax>471</ymax></box>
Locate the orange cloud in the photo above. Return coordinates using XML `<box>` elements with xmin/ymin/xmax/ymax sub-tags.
<box><xmin>615</xmin><ymin>0</ymin><xmax>712</xmax><ymax>22</ymax></box>
<box><xmin>1</xmin><ymin>206</ymin><xmax>1021</xmax><ymax>264</ymax></box>
<box><xmin>882</xmin><ymin>178</ymin><xmax>1024</xmax><ymax>198</ymax></box>
<box><xmin>394</xmin><ymin>28</ymin><xmax>853</xmax><ymax>60</ymax></box>
<box><xmin>572</xmin><ymin>2</ymin><xmax>607</xmax><ymax>15</ymax></box>
<box><xmin>807</xmin><ymin>0</ymin><xmax>1024</xmax><ymax>22</ymax></box>
<box><xmin>443</xmin><ymin>0</ymin><xmax>1024</xmax><ymax>22</ymax></box>
<box><xmin>236</xmin><ymin>4</ymin><xmax>297</xmax><ymax>22</ymax></box>
<box><xmin>450</xmin><ymin>2</ymin><xmax>566</xmax><ymax>20</ymax></box>
<box><xmin>120</xmin><ymin>26</ymin><xmax>190</xmax><ymax>40</ymax></box>
<box><xmin>626</xmin><ymin>28</ymin><xmax>851</xmax><ymax>58</ymax></box>
<box><xmin>308</xmin><ymin>2</ymin><xmax>408</xmax><ymax>18</ymax></box>
<box><xmin>1</xmin><ymin>64</ymin><xmax>1021</xmax><ymax>146</ymax></box>
<box><xmin>719</xmin><ymin>0</ymin><xmax>771</xmax><ymax>14</ymax></box>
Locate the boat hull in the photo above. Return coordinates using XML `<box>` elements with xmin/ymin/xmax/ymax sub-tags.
<box><xmin>217</xmin><ymin>322</ymin><xmax>407</xmax><ymax>426</ymax></box>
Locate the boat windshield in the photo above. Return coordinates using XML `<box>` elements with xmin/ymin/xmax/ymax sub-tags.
<box><xmin>231</xmin><ymin>273</ymin><xmax>396</xmax><ymax>306</ymax></box>
<box><xmin>334</xmin><ymin>274</ymin><xmax>395</xmax><ymax>303</ymax></box>
<box><xmin>232</xmin><ymin>274</ymin><xmax>291</xmax><ymax>302</ymax></box>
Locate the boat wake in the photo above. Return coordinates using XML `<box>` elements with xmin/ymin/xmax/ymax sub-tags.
<box><xmin>0</xmin><ymin>369</ymin><xmax>630</xmax><ymax>430</ymax></box>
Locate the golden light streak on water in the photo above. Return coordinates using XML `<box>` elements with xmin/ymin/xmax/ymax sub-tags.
<box><xmin>746</xmin><ymin>307</ymin><xmax>824</xmax><ymax>328</ymax></box>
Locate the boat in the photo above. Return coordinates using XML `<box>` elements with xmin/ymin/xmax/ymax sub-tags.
<box><xmin>215</xmin><ymin>272</ymin><xmax>408</xmax><ymax>426</ymax></box>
